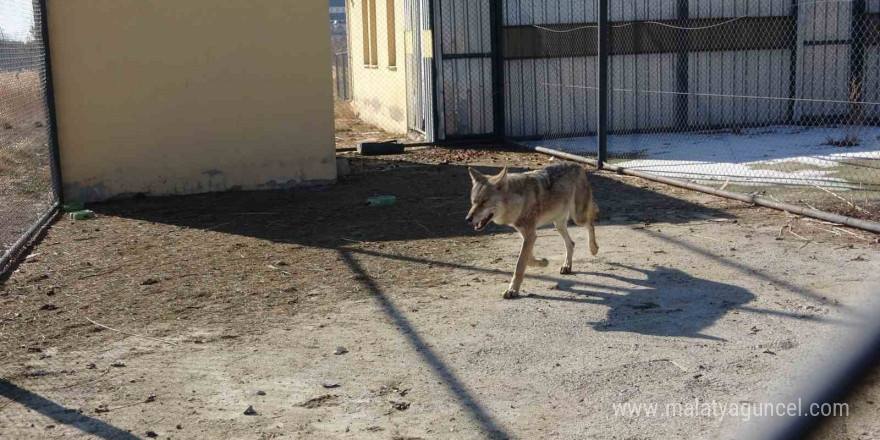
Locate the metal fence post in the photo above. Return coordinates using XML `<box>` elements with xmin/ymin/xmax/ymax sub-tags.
<box><xmin>848</xmin><ymin>0</ymin><xmax>866</xmax><ymax>129</ymax></box>
<box><xmin>596</xmin><ymin>0</ymin><xmax>608</xmax><ymax>168</ymax></box>
<box><xmin>490</xmin><ymin>0</ymin><xmax>505</xmax><ymax>138</ymax></box>
<box><xmin>675</xmin><ymin>0</ymin><xmax>689</xmax><ymax>130</ymax></box>
<box><xmin>38</xmin><ymin>0</ymin><xmax>63</xmax><ymax>203</ymax></box>
<box><xmin>786</xmin><ymin>0</ymin><xmax>800</xmax><ymax>123</ymax></box>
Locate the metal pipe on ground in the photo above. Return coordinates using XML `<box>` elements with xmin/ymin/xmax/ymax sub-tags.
<box><xmin>509</xmin><ymin>141</ymin><xmax>880</xmax><ymax>234</ymax></box>
<box><xmin>0</xmin><ymin>204</ymin><xmax>60</xmax><ymax>274</ymax></box>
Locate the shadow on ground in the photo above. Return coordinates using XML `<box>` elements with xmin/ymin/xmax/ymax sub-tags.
<box><xmin>90</xmin><ymin>158</ymin><xmax>733</xmax><ymax>249</ymax></box>
<box><xmin>0</xmin><ymin>381</ymin><xmax>140</xmax><ymax>440</ymax></box>
<box><xmin>529</xmin><ymin>263</ymin><xmax>754</xmax><ymax>341</ymax></box>
<box><xmin>41</xmin><ymin>158</ymin><xmax>733</xmax><ymax>438</ymax></box>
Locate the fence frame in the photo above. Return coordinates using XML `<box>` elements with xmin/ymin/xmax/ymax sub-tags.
<box><xmin>0</xmin><ymin>0</ymin><xmax>63</xmax><ymax>274</ymax></box>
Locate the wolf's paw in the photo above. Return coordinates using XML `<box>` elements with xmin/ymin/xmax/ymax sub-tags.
<box><xmin>590</xmin><ymin>243</ymin><xmax>599</xmax><ymax>255</ymax></box>
<box><xmin>502</xmin><ymin>289</ymin><xmax>519</xmax><ymax>299</ymax></box>
<box><xmin>560</xmin><ymin>265</ymin><xmax>572</xmax><ymax>275</ymax></box>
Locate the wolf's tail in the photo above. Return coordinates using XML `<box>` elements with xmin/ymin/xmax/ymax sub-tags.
<box><xmin>573</xmin><ymin>170</ymin><xmax>600</xmax><ymax>255</ymax></box>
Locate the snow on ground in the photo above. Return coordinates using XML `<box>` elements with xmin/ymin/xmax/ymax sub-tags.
<box><xmin>532</xmin><ymin>125</ymin><xmax>880</xmax><ymax>188</ymax></box>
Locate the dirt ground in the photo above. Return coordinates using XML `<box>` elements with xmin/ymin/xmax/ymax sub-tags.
<box><xmin>1</xmin><ymin>103</ymin><xmax>879</xmax><ymax>439</ymax></box>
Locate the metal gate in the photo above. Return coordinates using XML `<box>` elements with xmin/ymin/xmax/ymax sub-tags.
<box><xmin>333</xmin><ymin>51</ymin><xmax>351</xmax><ymax>100</ymax></box>
<box><xmin>404</xmin><ymin>0</ymin><xmax>431</xmax><ymax>137</ymax></box>
<box><xmin>0</xmin><ymin>0</ymin><xmax>62</xmax><ymax>272</ymax></box>
<box><xmin>432</xmin><ymin>0</ymin><xmax>502</xmax><ymax>139</ymax></box>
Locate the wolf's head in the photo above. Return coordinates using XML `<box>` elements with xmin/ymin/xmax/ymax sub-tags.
<box><xmin>465</xmin><ymin>167</ymin><xmax>508</xmax><ymax>231</ymax></box>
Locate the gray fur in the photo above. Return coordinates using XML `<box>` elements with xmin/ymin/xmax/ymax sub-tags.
<box><xmin>466</xmin><ymin>163</ymin><xmax>600</xmax><ymax>299</ymax></box>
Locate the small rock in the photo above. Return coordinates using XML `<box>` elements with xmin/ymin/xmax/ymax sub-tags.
<box><xmin>322</xmin><ymin>382</ymin><xmax>341</xmax><ymax>389</ymax></box>
<box><xmin>274</xmin><ymin>260</ymin><xmax>288</xmax><ymax>267</ymax></box>
<box><xmin>40</xmin><ymin>304</ymin><xmax>58</xmax><ymax>311</ymax></box>
<box><xmin>243</xmin><ymin>405</ymin><xmax>257</xmax><ymax>416</ymax></box>
<box><xmin>256</xmin><ymin>390</ymin><xmax>266</xmax><ymax>396</ymax></box>
<box><xmin>762</xmin><ymin>349</ymin><xmax>777</xmax><ymax>355</ymax></box>
<box><xmin>111</xmin><ymin>361</ymin><xmax>126</xmax><ymax>368</ymax></box>
<box><xmin>145</xmin><ymin>395</ymin><xmax>156</xmax><ymax>403</ymax></box>
<box><xmin>146</xmin><ymin>430</ymin><xmax>158</xmax><ymax>438</ymax></box>
<box><xmin>693</xmin><ymin>374</ymin><xmax>703</xmax><ymax>379</ymax></box>
<box><xmin>333</xmin><ymin>346</ymin><xmax>348</xmax><ymax>355</ymax></box>
<box><xmin>86</xmin><ymin>362</ymin><xmax>97</xmax><ymax>370</ymax></box>
<box><xmin>45</xmin><ymin>424</ymin><xmax>55</xmax><ymax>429</ymax></box>
<box><xmin>95</xmin><ymin>404</ymin><xmax>110</xmax><ymax>413</ymax></box>
<box><xmin>176</xmin><ymin>424</ymin><xmax>183</xmax><ymax>429</ymax></box>
<box><xmin>140</xmin><ymin>278</ymin><xmax>159</xmax><ymax>286</ymax></box>
<box><xmin>391</xmin><ymin>401</ymin><xmax>410</xmax><ymax>411</ymax></box>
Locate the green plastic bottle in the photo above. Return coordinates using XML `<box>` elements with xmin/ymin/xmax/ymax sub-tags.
<box><xmin>367</xmin><ymin>195</ymin><xmax>397</xmax><ymax>207</ymax></box>
<box><xmin>69</xmin><ymin>210</ymin><xmax>95</xmax><ymax>220</ymax></box>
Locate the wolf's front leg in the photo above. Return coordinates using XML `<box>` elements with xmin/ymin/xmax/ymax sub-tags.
<box><xmin>504</xmin><ymin>228</ymin><xmax>537</xmax><ymax>299</ymax></box>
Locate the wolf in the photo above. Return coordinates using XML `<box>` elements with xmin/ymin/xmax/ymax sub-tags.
<box><xmin>466</xmin><ymin>162</ymin><xmax>599</xmax><ymax>299</ymax></box>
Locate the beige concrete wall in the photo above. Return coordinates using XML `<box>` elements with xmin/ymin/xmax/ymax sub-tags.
<box><xmin>47</xmin><ymin>0</ymin><xmax>336</xmax><ymax>202</ymax></box>
<box><xmin>348</xmin><ymin>0</ymin><xmax>409</xmax><ymax>134</ymax></box>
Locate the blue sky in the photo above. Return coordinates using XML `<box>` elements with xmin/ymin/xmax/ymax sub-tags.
<box><xmin>0</xmin><ymin>0</ymin><xmax>35</xmax><ymax>42</ymax></box>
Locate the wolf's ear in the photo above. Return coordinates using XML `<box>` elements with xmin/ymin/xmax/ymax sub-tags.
<box><xmin>489</xmin><ymin>167</ymin><xmax>508</xmax><ymax>185</ymax></box>
<box><xmin>468</xmin><ymin>167</ymin><xmax>487</xmax><ymax>184</ymax></box>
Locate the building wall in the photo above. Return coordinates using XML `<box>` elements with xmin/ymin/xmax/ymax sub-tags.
<box><xmin>47</xmin><ymin>0</ymin><xmax>336</xmax><ymax>202</ymax></box>
<box><xmin>348</xmin><ymin>0</ymin><xmax>409</xmax><ymax>134</ymax></box>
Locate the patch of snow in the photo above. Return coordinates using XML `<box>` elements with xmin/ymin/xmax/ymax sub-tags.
<box><xmin>530</xmin><ymin>125</ymin><xmax>880</xmax><ymax>188</ymax></box>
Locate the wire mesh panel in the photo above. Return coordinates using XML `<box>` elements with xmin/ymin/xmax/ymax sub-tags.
<box><xmin>0</xmin><ymin>0</ymin><xmax>60</xmax><ymax>269</ymax></box>
<box><xmin>434</xmin><ymin>0</ymin><xmax>496</xmax><ymax>138</ymax></box>
<box><xmin>503</xmin><ymin>0</ymin><xmax>600</xmax><ymax>142</ymax></box>
<box><xmin>502</xmin><ymin>0</ymin><xmax>880</xmax><ymax>219</ymax></box>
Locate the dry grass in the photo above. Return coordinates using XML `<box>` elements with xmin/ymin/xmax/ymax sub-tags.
<box><xmin>0</xmin><ymin>70</ymin><xmax>54</xmax><ymax>252</ymax></box>
<box><xmin>0</xmin><ymin>71</ymin><xmax>46</xmax><ymax>121</ymax></box>
<box><xmin>746</xmin><ymin>161</ymin><xmax>830</xmax><ymax>173</ymax></box>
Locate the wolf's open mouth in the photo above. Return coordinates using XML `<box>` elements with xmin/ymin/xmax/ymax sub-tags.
<box><xmin>475</xmin><ymin>213</ymin><xmax>494</xmax><ymax>231</ymax></box>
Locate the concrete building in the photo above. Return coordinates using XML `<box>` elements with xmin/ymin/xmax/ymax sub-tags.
<box><xmin>46</xmin><ymin>0</ymin><xmax>336</xmax><ymax>202</ymax></box>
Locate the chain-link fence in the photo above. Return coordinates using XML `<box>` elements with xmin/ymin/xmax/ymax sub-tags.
<box><xmin>0</xmin><ymin>0</ymin><xmax>61</xmax><ymax>270</ymax></box>
<box><xmin>331</xmin><ymin>6</ymin><xmax>351</xmax><ymax>101</ymax></box>
<box><xmin>499</xmin><ymin>0</ymin><xmax>880</xmax><ymax>219</ymax></box>
<box><xmin>331</xmin><ymin>0</ymin><xmax>434</xmax><ymax>146</ymax></box>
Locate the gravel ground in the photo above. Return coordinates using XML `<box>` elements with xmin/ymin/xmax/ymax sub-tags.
<box><xmin>0</xmin><ymin>145</ymin><xmax>877</xmax><ymax>439</ymax></box>
<box><xmin>1</xmin><ymin>99</ymin><xmax>878</xmax><ymax>438</ymax></box>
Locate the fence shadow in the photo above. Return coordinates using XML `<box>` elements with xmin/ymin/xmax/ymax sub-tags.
<box><xmin>0</xmin><ymin>380</ymin><xmax>141</xmax><ymax>440</ymax></box>
<box><xmin>339</xmin><ymin>249</ymin><xmax>512</xmax><ymax>439</ymax></box>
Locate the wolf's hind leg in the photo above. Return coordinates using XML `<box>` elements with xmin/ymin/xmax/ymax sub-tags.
<box><xmin>554</xmin><ymin>219</ymin><xmax>575</xmax><ymax>274</ymax></box>
<box><xmin>585</xmin><ymin>202</ymin><xmax>599</xmax><ymax>256</ymax></box>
